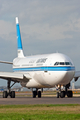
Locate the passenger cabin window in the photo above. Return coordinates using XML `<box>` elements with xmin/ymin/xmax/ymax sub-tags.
<box><xmin>54</xmin><ymin>62</ymin><xmax>72</xmax><ymax>66</ymax></box>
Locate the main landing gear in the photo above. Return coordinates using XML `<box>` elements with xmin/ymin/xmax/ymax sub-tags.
<box><xmin>3</xmin><ymin>80</ymin><xmax>16</xmax><ymax>98</ymax></box>
<box><xmin>56</xmin><ymin>83</ymin><xmax>73</xmax><ymax>98</ymax></box>
<box><xmin>32</xmin><ymin>88</ymin><xmax>42</xmax><ymax>98</ymax></box>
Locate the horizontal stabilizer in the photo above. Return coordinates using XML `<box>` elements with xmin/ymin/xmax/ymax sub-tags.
<box><xmin>0</xmin><ymin>61</ymin><xmax>13</xmax><ymax>64</ymax></box>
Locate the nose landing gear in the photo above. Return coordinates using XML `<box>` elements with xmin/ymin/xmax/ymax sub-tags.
<box><xmin>56</xmin><ymin>83</ymin><xmax>73</xmax><ymax>98</ymax></box>
<box><xmin>56</xmin><ymin>86</ymin><xmax>65</xmax><ymax>98</ymax></box>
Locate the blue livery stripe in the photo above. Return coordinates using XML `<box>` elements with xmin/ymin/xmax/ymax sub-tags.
<box><xmin>16</xmin><ymin>24</ymin><xmax>22</xmax><ymax>49</ymax></box>
<box><xmin>13</xmin><ymin>66</ymin><xmax>75</xmax><ymax>72</ymax></box>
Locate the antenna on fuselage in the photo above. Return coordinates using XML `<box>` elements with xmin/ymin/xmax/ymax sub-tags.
<box><xmin>15</xmin><ymin>17</ymin><xmax>24</xmax><ymax>58</ymax></box>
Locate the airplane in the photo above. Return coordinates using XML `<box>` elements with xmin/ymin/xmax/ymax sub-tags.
<box><xmin>0</xmin><ymin>17</ymin><xmax>80</xmax><ymax>98</ymax></box>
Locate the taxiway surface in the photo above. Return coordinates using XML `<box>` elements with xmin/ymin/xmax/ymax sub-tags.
<box><xmin>0</xmin><ymin>97</ymin><xmax>80</xmax><ymax>105</ymax></box>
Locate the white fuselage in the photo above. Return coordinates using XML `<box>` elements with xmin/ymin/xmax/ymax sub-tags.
<box><xmin>13</xmin><ymin>53</ymin><xmax>75</xmax><ymax>88</ymax></box>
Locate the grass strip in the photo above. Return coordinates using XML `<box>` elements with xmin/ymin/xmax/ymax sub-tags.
<box><xmin>0</xmin><ymin>104</ymin><xmax>79</xmax><ymax>108</ymax></box>
<box><xmin>0</xmin><ymin>104</ymin><xmax>80</xmax><ymax>120</ymax></box>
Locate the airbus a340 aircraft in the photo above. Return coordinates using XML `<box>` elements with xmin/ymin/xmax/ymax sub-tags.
<box><xmin>0</xmin><ymin>17</ymin><xmax>80</xmax><ymax>98</ymax></box>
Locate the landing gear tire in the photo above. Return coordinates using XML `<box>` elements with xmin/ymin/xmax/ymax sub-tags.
<box><xmin>67</xmin><ymin>91</ymin><xmax>73</xmax><ymax>98</ymax></box>
<box><xmin>38</xmin><ymin>91</ymin><xmax>41</xmax><ymax>98</ymax></box>
<box><xmin>60</xmin><ymin>91</ymin><xmax>65</xmax><ymax>98</ymax></box>
<box><xmin>3</xmin><ymin>91</ymin><xmax>8</xmax><ymax>98</ymax></box>
<box><xmin>57</xmin><ymin>91</ymin><xmax>65</xmax><ymax>98</ymax></box>
<box><xmin>57</xmin><ymin>92</ymin><xmax>59</xmax><ymax>98</ymax></box>
<box><xmin>10</xmin><ymin>91</ymin><xmax>15</xmax><ymax>98</ymax></box>
<box><xmin>33</xmin><ymin>91</ymin><xmax>36</xmax><ymax>98</ymax></box>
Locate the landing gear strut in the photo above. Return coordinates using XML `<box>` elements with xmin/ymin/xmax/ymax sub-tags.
<box><xmin>56</xmin><ymin>83</ymin><xmax>73</xmax><ymax>98</ymax></box>
<box><xmin>3</xmin><ymin>80</ymin><xmax>16</xmax><ymax>98</ymax></box>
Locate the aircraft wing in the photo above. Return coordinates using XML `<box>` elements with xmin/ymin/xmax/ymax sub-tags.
<box><xmin>74</xmin><ymin>71</ymin><xmax>80</xmax><ymax>81</ymax></box>
<box><xmin>0</xmin><ymin>72</ymin><xmax>31</xmax><ymax>82</ymax></box>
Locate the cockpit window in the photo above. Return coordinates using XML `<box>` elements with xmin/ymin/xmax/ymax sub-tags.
<box><xmin>54</xmin><ymin>62</ymin><xmax>59</xmax><ymax>65</ymax></box>
<box><xmin>54</xmin><ymin>62</ymin><xmax>72</xmax><ymax>66</ymax></box>
<box><xmin>60</xmin><ymin>62</ymin><xmax>65</xmax><ymax>65</ymax></box>
<box><xmin>65</xmin><ymin>62</ymin><xmax>70</xmax><ymax>65</ymax></box>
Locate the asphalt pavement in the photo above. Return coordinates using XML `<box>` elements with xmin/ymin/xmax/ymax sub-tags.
<box><xmin>0</xmin><ymin>97</ymin><xmax>80</xmax><ymax>105</ymax></box>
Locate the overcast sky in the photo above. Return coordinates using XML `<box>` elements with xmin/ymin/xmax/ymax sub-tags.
<box><xmin>0</xmin><ymin>0</ymin><xmax>80</xmax><ymax>86</ymax></box>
